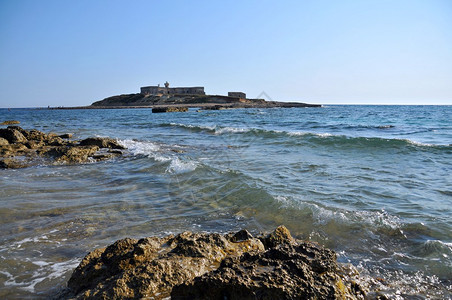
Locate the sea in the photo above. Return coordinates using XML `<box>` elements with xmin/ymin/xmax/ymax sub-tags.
<box><xmin>0</xmin><ymin>105</ymin><xmax>451</xmax><ymax>299</ymax></box>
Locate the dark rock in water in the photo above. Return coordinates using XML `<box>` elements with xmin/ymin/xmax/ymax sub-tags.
<box><xmin>0</xmin><ymin>127</ymin><xmax>28</xmax><ymax>143</ymax></box>
<box><xmin>0</xmin><ymin>120</ymin><xmax>20</xmax><ymax>125</ymax></box>
<box><xmin>66</xmin><ymin>231</ymin><xmax>264</xmax><ymax>299</ymax></box>
<box><xmin>43</xmin><ymin>145</ymin><xmax>100</xmax><ymax>163</ymax></box>
<box><xmin>172</xmin><ymin>243</ymin><xmax>340</xmax><ymax>299</ymax></box>
<box><xmin>24</xmin><ymin>129</ymin><xmax>47</xmax><ymax>141</ymax></box>
<box><xmin>0</xmin><ymin>158</ymin><xmax>26</xmax><ymax>169</ymax></box>
<box><xmin>202</xmin><ymin>105</ymin><xmax>227</xmax><ymax>110</ymax></box>
<box><xmin>79</xmin><ymin>137</ymin><xmax>125</xmax><ymax>149</ymax></box>
<box><xmin>152</xmin><ymin>106</ymin><xmax>188</xmax><ymax>113</ymax></box>
<box><xmin>0</xmin><ymin>127</ymin><xmax>126</xmax><ymax>168</ymax></box>
<box><xmin>64</xmin><ymin>226</ymin><xmax>367</xmax><ymax>299</ymax></box>
<box><xmin>59</xmin><ymin>133</ymin><xmax>73</xmax><ymax>139</ymax></box>
<box><xmin>231</xmin><ymin>229</ymin><xmax>253</xmax><ymax>242</ymax></box>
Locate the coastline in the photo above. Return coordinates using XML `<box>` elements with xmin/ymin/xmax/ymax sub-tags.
<box><xmin>48</xmin><ymin>102</ymin><xmax>322</xmax><ymax>110</ymax></box>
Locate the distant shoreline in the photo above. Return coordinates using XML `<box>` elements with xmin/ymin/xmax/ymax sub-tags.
<box><xmin>47</xmin><ymin>102</ymin><xmax>322</xmax><ymax>110</ymax></box>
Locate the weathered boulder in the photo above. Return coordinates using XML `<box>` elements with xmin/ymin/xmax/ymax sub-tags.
<box><xmin>65</xmin><ymin>227</ymin><xmax>367</xmax><ymax>300</ymax></box>
<box><xmin>66</xmin><ymin>231</ymin><xmax>265</xmax><ymax>299</ymax></box>
<box><xmin>25</xmin><ymin>129</ymin><xmax>47</xmax><ymax>141</ymax></box>
<box><xmin>79</xmin><ymin>137</ymin><xmax>125</xmax><ymax>149</ymax></box>
<box><xmin>0</xmin><ymin>128</ymin><xmax>28</xmax><ymax>143</ymax></box>
<box><xmin>260</xmin><ymin>223</ymin><xmax>295</xmax><ymax>248</ymax></box>
<box><xmin>43</xmin><ymin>145</ymin><xmax>100</xmax><ymax>163</ymax></box>
<box><xmin>172</xmin><ymin>243</ymin><xmax>347</xmax><ymax>299</ymax></box>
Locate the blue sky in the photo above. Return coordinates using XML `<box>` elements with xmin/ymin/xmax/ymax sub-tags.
<box><xmin>0</xmin><ymin>0</ymin><xmax>451</xmax><ymax>107</ymax></box>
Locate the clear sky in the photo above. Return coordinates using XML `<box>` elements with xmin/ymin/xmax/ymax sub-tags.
<box><xmin>0</xmin><ymin>0</ymin><xmax>451</xmax><ymax>107</ymax></box>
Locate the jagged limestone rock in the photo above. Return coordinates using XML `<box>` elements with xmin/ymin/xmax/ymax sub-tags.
<box><xmin>64</xmin><ymin>227</ymin><xmax>367</xmax><ymax>300</ymax></box>
<box><xmin>0</xmin><ymin>127</ymin><xmax>125</xmax><ymax>168</ymax></box>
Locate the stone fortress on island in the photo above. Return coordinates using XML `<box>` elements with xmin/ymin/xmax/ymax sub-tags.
<box><xmin>84</xmin><ymin>81</ymin><xmax>321</xmax><ymax>109</ymax></box>
<box><xmin>140</xmin><ymin>81</ymin><xmax>247</xmax><ymax>99</ymax></box>
<box><xmin>140</xmin><ymin>81</ymin><xmax>206</xmax><ymax>96</ymax></box>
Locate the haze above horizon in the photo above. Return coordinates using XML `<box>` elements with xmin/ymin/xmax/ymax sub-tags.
<box><xmin>1</xmin><ymin>0</ymin><xmax>451</xmax><ymax>107</ymax></box>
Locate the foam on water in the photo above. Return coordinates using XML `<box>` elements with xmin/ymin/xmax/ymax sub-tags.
<box><xmin>119</xmin><ymin>139</ymin><xmax>198</xmax><ymax>173</ymax></box>
<box><xmin>166</xmin><ymin>157</ymin><xmax>197</xmax><ymax>174</ymax></box>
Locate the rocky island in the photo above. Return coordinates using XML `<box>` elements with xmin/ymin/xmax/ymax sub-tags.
<box><xmin>54</xmin><ymin>82</ymin><xmax>321</xmax><ymax>110</ymax></box>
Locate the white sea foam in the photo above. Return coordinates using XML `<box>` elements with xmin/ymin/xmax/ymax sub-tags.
<box><xmin>120</xmin><ymin>139</ymin><xmax>198</xmax><ymax>173</ymax></box>
<box><xmin>287</xmin><ymin>131</ymin><xmax>333</xmax><ymax>138</ymax></box>
<box><xmin>169</xmin><ymin>122</ymin><xmax>216</xmax><ymax>131</ymax></box>
<box><xmin>119</xmin><ymin>139</ymin><xmax>161</xmax><ymax>157</ymax></box>
<box><xmin>19</xmin><ymin>258</ymin><xmax>80</xmax><ymax>292</ymax></box>
<box><xmin>215</xmin><ymin>127</ymin><xmax>250</xmax><ymax>134</ymax></box>
<box><xmin>404</xmin><ymin>139</ymin><xmax>435</xmax><ymax>147</ymax></box>
<box><xmin>166</xmin><ymin>157</ymin><xmax>197</xmax><ymax>174</ymax></box>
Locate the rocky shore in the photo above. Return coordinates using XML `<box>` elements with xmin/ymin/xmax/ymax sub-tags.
<box><xmin>0</xmin><ymin>125</ymin><xmax>125</xmax><ymax>168</ymax></box>
<box><xmin>60</xmin><ymin>226</ymin><xmax>384</xmax><ymax>300</ymax></box>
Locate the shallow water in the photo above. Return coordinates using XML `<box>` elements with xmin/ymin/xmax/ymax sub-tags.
<box><xmin>0</xmin><ymin>105</ymin><xmax>451</xmax><ymax>298</ymax></box>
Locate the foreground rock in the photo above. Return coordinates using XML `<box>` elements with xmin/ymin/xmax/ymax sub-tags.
<box><xmin>64</xmin><ymin>226</ymin><xmax>369</xmax><ymax>299</ymax></box>
<box><xmin>0</xmin><ymin>126</ymin><xmax>125</xmax><ymax>168</ymax></box>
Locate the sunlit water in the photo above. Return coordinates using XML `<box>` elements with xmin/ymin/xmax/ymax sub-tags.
<box><xmin>0</xmin><ymin>105</ymin><xmax>451</xmax><ymax>298</ymax></box>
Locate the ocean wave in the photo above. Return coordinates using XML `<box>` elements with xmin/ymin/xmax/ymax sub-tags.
<box><xmin>162</xmin><ymin>122</ymin><xmax>450</xmax><ymax>149</ymax></box>
<box><xmin>119</xmin><ymin>139</ymin><xmax>197</xmax><ymax>173</ymax></box>
<box><xmin>412</xmin><ymin>239</ymin><xmax>452</xmax><ymax>259</ymax></box>
<box><xmin>167</xmin><ymin>157</ymin><xmax>198</xmax><ymax>174</ymax></box>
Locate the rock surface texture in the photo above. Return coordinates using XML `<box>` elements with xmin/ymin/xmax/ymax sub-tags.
<box><xmin>0</xmin><ymin>126</ymin><xmax>125</xmax><ymax>168</ymax></box>
<box><xmin>64</xmin><ymin>226</ymin><xmax>369</xmax><ymax>299</ymax></box>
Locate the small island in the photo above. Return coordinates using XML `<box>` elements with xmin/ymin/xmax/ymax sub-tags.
<box><xmin>54</xmin><ymin>81</ymin><xmax>321</xmax><ymax>110</ymax></box>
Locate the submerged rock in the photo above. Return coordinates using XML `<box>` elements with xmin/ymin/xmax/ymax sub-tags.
<box><xmin>79</xmin><ymin>137</ymin><xmax>125</xmax><ymax>149</ymax></box>
<box><xmin>0</xmin><ymin>126</ymin><xmax>126</xmax><ymax>168</ymax></box>
<box><xmin>152</xmin><ymin>106</ymin><xmax>188</xmax><ymax>113</ymax></box>
<box><xmin>0</xmin><ymin>120</ymin><xmax>20</xmax><ymax>125</ymax></box>
<box><xmin>64</xmin><ymin>226</ymin><xmax>367</xmax><ymax>299</ymax></box>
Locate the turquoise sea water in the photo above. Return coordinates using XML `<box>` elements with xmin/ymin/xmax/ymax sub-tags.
<box><xmin>0</xmin><ymin>105</ymin><xmax>451</xmax><ymax>298</ymax></box>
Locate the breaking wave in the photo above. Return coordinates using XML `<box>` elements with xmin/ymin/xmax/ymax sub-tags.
<box><xmin>160</xmin><ymin>123</ymin><xmax>451</xmax><ymax>150</ymax></box>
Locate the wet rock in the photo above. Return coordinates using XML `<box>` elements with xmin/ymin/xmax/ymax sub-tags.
<box><xmin>172</xmin><ymin>242</ymin><xmax>346</xmax><ymax>299</ymax></box>
<box><xmin>24</xmin><ymin>140</ymin><xmax>45</xmax><ymax>149</ymax></box>
<box><xmin>0</xmin><ymin>158</ymin><xmax>26</xmax><ymax>169</ymax></box>
<box><xmin>231</xmin><ymin>229</ymin><xmax>253</xmax><ymax>242</ymax></box>
<box><xmin>260</xmin><ymin>224</ymin><xmax>295</xmax><ymax>248</ymax></box>
<box><xmin>152</xmin><ymin>106</ymin><xmax>188</xmax><ymax>113</ymax></box>
<box><xmin>0</xmin><ymin>120</ymin><xmax>20</xmax><ymax>125</ymax></box>
<box><xmin>47</xmin><ymin>136</ymin><xmax>65</xmax><ymax>146</ymax></box>
<box><xmin>0</xmin><ymin>127</ymin><xmax>126</xmax><ymax>168</ymax></box>
<box><xmin>91</xmin><ymin>152</ymin><xmax>121</xmax><ymax>160</ymax></box>
<box><xmin>79</xmin><ymin>137</ymin><xmax>125</xmax><ymax>149</ymax></box>
<box><xmin>59</xmin><ymin>133</ymin><xmax>73</xmax><ymax>139</ymax></box>
<box><xmin>43</xmin><ymin>145</ymin><xmax>100</xmax><ymax>163</ymax></box>
<box><xmin>65</xmin><ymin>227</ymin><xmax>367</xmax><ymax>300</ymax></box>
<box><xmin>0</xmin><ymin>127</ymin><xmax>28</xmax><ymax>143</ymax></box>
<box><xmin>25</xmin><ymin>129</ymin><xmax>47</xmax><ymax>141</ymax></box>
<box><xmin>66</xmin><ymin>231</ymin><xmax>265</xmax><ymax>299</ymax></box>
